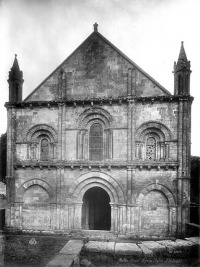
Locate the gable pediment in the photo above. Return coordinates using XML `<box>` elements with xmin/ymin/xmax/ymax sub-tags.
<box><xmin>24</xmin><ymin>31</ymin><xmax>171</xmax><ymax>102</ymax></box>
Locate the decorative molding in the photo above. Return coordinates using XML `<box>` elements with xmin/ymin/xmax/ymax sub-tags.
<box><xmin>26</xmin><ymin>124</ymin><xmax>58</xmax><ymax>142</ymax></box>
<box><xmin>4</xmin><ymin>95</ymin><xmax>194</xmax><ymax>109</ymax></box>
<box><xmin>137</xmin><ymin>183</ymin><xmax>176</xmax><ymax>206</ymax></box>
<box><xmin>14</xmin><ymin>160</ymin><xmax>179</xmax><ymax>170</ymax></box>
<box><xmin>16</xmin><ymin>178</ymin><xmax>54</xmax><ymax>202</ymax></box>
<box><xmin>68</xmin><ymin>171</ymin><xmax>125</xmax><ymax>203</ymax></box>
<box><xmin>135</xmin><ymin>121</ymin><xmax>172</xmax><ymax>141</ymax></box>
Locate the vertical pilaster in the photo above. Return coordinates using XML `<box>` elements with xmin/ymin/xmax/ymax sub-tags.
<box><xmin>177</xmin><ymin>98</ymin><xmax>192</xmax><ymax>235</ymax></box>
<box><xmin>127</xmin><ymin>100</ymin><xmax>135</xmax><ymax>162</ymax></box>
<box><xmin>6</xmin><ymin>106</ymin><xmax>16</xmax><ymax>228</ymax></box>
<box><xmin>62</xmin><ymin>104</ymin><xmax>66</xmax><ymax>160</ymax></box>
<box><xmin>19</xmin><ymin>203</ymin><xmax>23</xmax><ymax>229</ymax></box>
<box><xmin>74</xmin><ymin>203</ymin><xmax>82</xmax><ymax>229</ymax></box>
<box><xmin>127</xmin><ymin>167</ymin><xmax>132</xmax><ymax>203</ymax></box>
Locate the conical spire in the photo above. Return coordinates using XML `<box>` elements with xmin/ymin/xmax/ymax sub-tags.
<box><xmin>175</xmin><ymin>42</ymin><xmax>190</xmax><ymax>72</ymax></box>
<box><xmin>8</xmin><ymin>54</ymin><xmax>24</xmax><ymax>102</ymax></box>
<box><xmin>173</xmin><ymin>42</ymin><xmax>191</xmax><ymax>96</ymax></box>
<box><xmin>9</xmin><ymin>54</ymin><xmax>23</xmax><ymax>81</ymax></box>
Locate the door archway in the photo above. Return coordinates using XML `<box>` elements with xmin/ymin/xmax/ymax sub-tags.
<box><xmin>82</xmin><ymin>187</ymin><xmax>111</xmax><ymax>230</ymax></box>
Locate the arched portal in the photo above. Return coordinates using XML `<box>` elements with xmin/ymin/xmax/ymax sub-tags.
<box><xmin>82</xmin><ymin>187</ymin><xmax>111</xmax><ymax>230</ymax></box>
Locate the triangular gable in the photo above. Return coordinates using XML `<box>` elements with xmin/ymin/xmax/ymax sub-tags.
<box><xmin>24</xmin><ymin>30</ymin><xmax>171</xmax><ymax>102</ymax></box>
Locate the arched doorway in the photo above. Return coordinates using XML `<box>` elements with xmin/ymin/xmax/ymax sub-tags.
<box><xmin>82</xmin><ymin>187</ymin><xmax>111</xmax><ymax>230</ymax></box>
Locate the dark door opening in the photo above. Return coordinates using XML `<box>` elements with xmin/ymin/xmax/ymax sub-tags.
<box><xmin>82</xmin><ymin>187</ymin><xmax>111</xmax><ymax>230</ymax></box>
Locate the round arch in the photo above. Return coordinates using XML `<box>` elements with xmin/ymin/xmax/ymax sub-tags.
<box><xmin>77</xmin><ymin>107</ymin><xmax>113</xmax><ymax>128</ymax></box>
<box><xmin>16</xmin><ymin>179</ymin><xmax>54</xmax><ymax>202</ymax></box>
<box><xmin>27</xmin><ymin>124</ymin><xmax>58</xmax><ymax>142</ymax></box>
<box><xmin>137</xmin><ymin>183</ymin><xmax>176</xmax><ymax>206</ymax></box>
<box><xmin>135</xmin><ymin>121</ymin><xmax>172</xmax><ymax>141</ymax></box>
<box><xmin>68</xmin><ymin>171</ymin><xmax>125</xmax><ymax>203</ymax></box>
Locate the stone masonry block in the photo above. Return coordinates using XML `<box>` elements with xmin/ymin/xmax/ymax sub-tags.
<box><xmin>85</xmin><ymin>241</ymin><xmax>115</xmax><ymax>253</ymax></box>
<box><xmin>115</xmin><ymin>243</ymin><xmax>142</xmax><ymax>256</ymax></box>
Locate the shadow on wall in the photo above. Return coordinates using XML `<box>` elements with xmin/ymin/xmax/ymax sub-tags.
<box><xmin>0</xmin><ymin>182</ymin><xmax>6</xmax><ymax>230</ymax></box>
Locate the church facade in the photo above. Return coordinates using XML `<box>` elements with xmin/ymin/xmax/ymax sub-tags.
<box><xmin>5</xmin><ymin>24</ymin><xmax>193</xmax><ymax>237</ymax></box>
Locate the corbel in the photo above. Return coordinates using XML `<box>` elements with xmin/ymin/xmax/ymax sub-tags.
<box><xmin>151</xmin><ymin>98</ymin><xmax>154</xmax><ymax>104</ymax></box>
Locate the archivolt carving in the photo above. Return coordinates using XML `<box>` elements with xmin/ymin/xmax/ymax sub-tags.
<box><xmin>16</xmin><ymin>179</ymin><xmax>54</xmax><ymax>202</ymax></box>
<box><xmin>137</xmin><ymin>183</ymin><xmax>176</xmax><ymax>206</ymax></box>
<box><xmin>77</xmin><ymin>107</ymin><xmax>113</xmax><ymax>128</ymax></box>
<box><xmin>27</xmin><ymin>124</ymin><xmax>58</xmax><ymax>143</ymax></box>
<box><xmin>68</xmin><ymin>171</ymin><xmax>125</xmax><ymax>203</ymax></box>
<box><xmin>135</xmin><ymin>121</ymin><xmax>172</xmax><ymax>141</ymax></box>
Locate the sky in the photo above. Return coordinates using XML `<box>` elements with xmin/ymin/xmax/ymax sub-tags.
<box><xmin>0</xmin><ymin>0</ymin><xmax>200</xmax><ymax>156</ymax></box>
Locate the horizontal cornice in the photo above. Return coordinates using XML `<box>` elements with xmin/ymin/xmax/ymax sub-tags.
<box><xmin>5</xmin><ymin>95</ymin><xmax>194</xmax><ymax>109</ymax></box>
<box><xmin>14</xmin><ymin>160</ymin><xmax>179</xmax><ymax>171</ymax></box>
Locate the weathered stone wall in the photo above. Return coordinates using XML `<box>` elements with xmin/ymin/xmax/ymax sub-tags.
<box><xmin>26</xmin><ymin>33</ymin><xmax>168</xmax><ymax>102</ymax></box>
<box><xmin>5</xmin><ymin>30</ymin><xmax>192</xmax><ymax>237</ymax></box>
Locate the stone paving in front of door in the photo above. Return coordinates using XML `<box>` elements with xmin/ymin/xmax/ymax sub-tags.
<box><xmin>45</xmin><ymin>237</ymin><xmax>200</xmax><ymax>267</ymax></box>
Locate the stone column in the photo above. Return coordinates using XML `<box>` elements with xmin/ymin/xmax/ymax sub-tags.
<box><xmin>109</xmin><ymin>130</ymin><xmax>113</xmax><ymax>159</ymax></box>
<box><xmin>61</xmin><ymin>104</ymin><xmax>66</xmax><ymax>161</ymax></box>
<box><xmin>165</xmin><ymin>143</ymin><xmax>169</xmax><ymax>159</ymax></box>
<box><xmin>56</xmin><ymin>167</ymin><xmax>62</xmax><ymax>230</ymax></box>
<box><xmin>77</xmin><ymin>131</ymin><xmax>81</xmax><ymax>159</ymax></box>
<box><xmin>127</xmin><ymin>100</ymin><xmax>136</xmax><ymax>162</ymax></box>
<box><xmin>138</xmin><ymin>206</ymin><xmax>142</xmax><ymax>233</ymax></box>
<box><xmin>50</xmin><ymin>203</ymin><xmax>56</xmax><ymax>231</ymax></box>
<box><xmin>19</xmin><ymin>202</ymin><xmax>23</xmax><ymax>229</ymax></box>
<box><xmin>111</xmin><ymin>204</ymin><xmax>118</xmax><ymax>233</ymax></box>
<box><xmin>127</xmin><ymin>167</ymin><xmax>132</xmax><ymax>203</ymax></box>
<box><xmin>136</xmin><ymin>143</ymin><xmax>139</xmax><ymax>159</ymax></box>
<box><xmin>74</xmin><ymin>203</ymin><xmax>83</xmax><ymax>229</ymax></box>
<box><xmin>160</xmin><ymin>142</ymin><xmax>164</xmax><ymax>159</ymax></box>
<box><xmin>126</xmin><ymin>205</ymin><xmax>131</xmax><ymax>233</ymax></box>
<box><xmin>127</xmin><ymin>68</ymin><xmax>132</xmax><ymax>96</ymax></box>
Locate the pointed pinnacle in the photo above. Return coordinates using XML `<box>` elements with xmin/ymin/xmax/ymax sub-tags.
<box><xmin>12</xmin><ymin>54</ymin><xmax>20</xmax><ymax>72</ymax></box>
<box><xmin>178</xmin><ymin>41</ymin><xmax>187</xmax><ymax>63</ymax></box>
<box><xmin>9</xmin><ymin>54</ymin><xmax>23</xmax><ymax>81</ymax></box>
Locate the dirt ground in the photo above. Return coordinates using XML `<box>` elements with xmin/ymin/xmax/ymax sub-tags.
<box><xmin>4</xmin><ymin>234</ymin><xmax>69</xmax><ymax>267</ymax></box>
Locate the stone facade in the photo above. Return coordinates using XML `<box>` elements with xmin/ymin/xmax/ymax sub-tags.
<box><xmin>5</xmin><ymin>25</ymin><xmax>193</xmax><ymax>236</ymax></box>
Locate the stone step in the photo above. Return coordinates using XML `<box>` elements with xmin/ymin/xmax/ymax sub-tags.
<box><xmin>46</xmin><ymin>239</ymin><xmax>83</xmax><ymax>267</ymax></box>
<box><xmin>77</xmin><ymin>230</ymin><xmax>116</xmax><ymax>239</ymax></box>
<box><xmin>84</xmin><ymin>238</ymin><xmax>200</xmax><ymax>258</ymax></box>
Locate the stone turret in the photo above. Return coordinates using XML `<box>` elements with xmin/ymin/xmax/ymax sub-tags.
<box><xmin>8</xmin><ymin>54</ymin><xmax>24</xmax><ymax>102</ymax></box>
<box><xmin>174</xmin><ymin>42</ymin><xmax>193</xmax><ymax>235</ymax></box>
<box><xmin>174</xmin><ymin>42</ymin><xmax>191</xmax><ymax>95</ymax></box>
